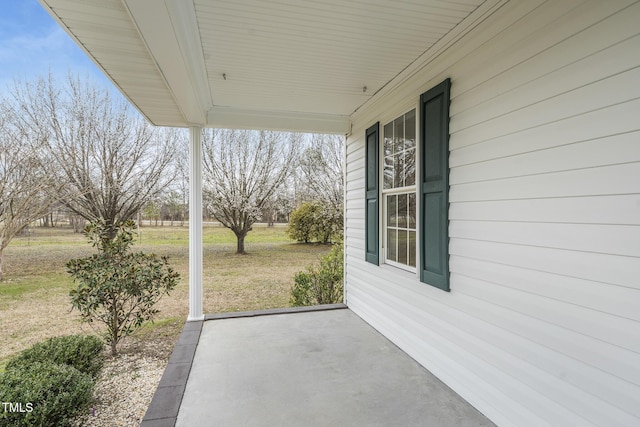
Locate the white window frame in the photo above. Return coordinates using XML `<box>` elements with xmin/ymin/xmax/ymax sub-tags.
<box><xmin>381</xmin><ymin>108</ymin><xmax>418</xmax><ymax>274</ymax></box>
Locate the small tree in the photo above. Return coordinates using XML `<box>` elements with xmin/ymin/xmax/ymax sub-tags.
<box><xmin>67</xmin><ymin>220</ymin><xmax>179</xmax><ymax>356</ymax></box>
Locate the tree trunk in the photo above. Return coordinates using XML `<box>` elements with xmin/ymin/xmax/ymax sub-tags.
<box><xmin>110</xmin><ymin>294</ymin><xmax>119</xmax><ymax>356</ymax></box>
<box><xmin>104</xmin><ymin>220</ymin><xmax>118</xmax><ymax>242</ymax></box>
<box><xmin>236</xmin><ymin>233</ymin><xmax>246</xmax><ymax>254</ymax></box>
<box><xmin>0</xmin><ymin>248</ymin><xmax>4</xmax><ymax>281</ymax></box>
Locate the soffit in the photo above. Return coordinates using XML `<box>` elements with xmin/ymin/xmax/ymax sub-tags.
<box><xmin>39</xmin><ymin>0</ymin><xmax>486</xmax><ymax>132</ymax></box>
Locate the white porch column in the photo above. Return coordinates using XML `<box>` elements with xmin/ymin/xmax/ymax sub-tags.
<box><xmin>188</xmin><ymin>126</ymin><xmax>204</xmax><ymax>321</ymax></box>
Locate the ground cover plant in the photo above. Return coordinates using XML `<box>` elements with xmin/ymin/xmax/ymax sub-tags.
<box><xmin>6</xmin><ymin>335</ymin><xmax>104</xmax><ymax>379</ymax></box>
<box><xmin>0</xmin><ymin>361</ymin><xmax>94</xmax><ymax>427</ymax></box>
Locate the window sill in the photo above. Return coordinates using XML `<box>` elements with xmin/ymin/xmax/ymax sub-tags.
<box><xmin>379</xmin><ymin>262</ymin><xmax>418</xmax><ymax>280</ymax></box>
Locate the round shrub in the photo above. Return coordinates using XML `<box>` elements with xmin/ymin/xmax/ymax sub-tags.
<box><xmin>288</xmin><ymin>201</ymin><xmax>342</xmax><ymax>244</ymax></box>
<box><xmin>0</xmin><ymin>361</ymin><xmax>94</xmax><ymax>427</ymax></box>
<box><xmin>6</xmin><ymin>335</ymin><xmax>104</xmax><ymax>379</ymax></box>
<box><xmin>287</xmin><ymin>202</ymin><xmax>319</xmax><ymax>243</ymax></box>
<box><xmin>290</xmin><ymin>243</ymin><xmax>344</xmax><ymax>306</ymax></box>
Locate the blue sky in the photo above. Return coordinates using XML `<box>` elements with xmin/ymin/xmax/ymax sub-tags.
<box><xmin>0</xmin><ymin>0</ymin><xmax>113</xmax><ymax>93</ymax></box>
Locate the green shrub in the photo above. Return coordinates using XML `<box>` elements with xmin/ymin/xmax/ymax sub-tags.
<box><xmin>0</xmin><ymin>361</ymin><xmax>94</xmax><ymax>427</ymax></box>
<box><xmin>290</xmin><ymin>243</ymin><xmax>344</xmax><ymax>306</ymax></box>
<box><xmin>6</xmin><ymin>335</ymin><xmax>104</xmax><ymax>379</ymax></box>
<box><xmin>287</xmin><ymin>201</ymin><xmax>342</xmax><ymax>244</ymax></box>
<box><xmin>287</xmin><ymin>202</ymin><xmax>318</xmax><ymax>243</ymax></box>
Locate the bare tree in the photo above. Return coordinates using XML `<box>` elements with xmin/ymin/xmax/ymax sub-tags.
<box><xmin>203</xmin><ymin>129</ymin><xmax>300</xmax><ymax>254</ymax></box>
<box><xmin>9</xmin><ymin>75</ymin><xmax>177</xmax><ymax>239</ymax></box>
<box><xmin>0</xmin><ymin>103</ymin><xmax>56</xmax><ymax>280</ymax></box>
<box><xmin>298</xmin><ymin>134</ymin><xmax>344</xmax><ymax>210</ymax></box>
<box><xmin>173</xmin><ymin>133</ymin><xmax>190</xmax><ymax>218</ymax></box>
<box><xmin>297</xmin><ymin>134</ymin><xmax>345</xmax><ymax>236</ymax></box>
<box><xmin>158</xmin><ymin>131</ymin><xmax>189</xmax><ymax>226</ymax></box>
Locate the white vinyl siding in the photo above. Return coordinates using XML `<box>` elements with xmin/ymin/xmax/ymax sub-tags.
<box><xmin>345</xmin><ymin>1</ymin><xmax>640</xmax><ymax>426</ymax></box>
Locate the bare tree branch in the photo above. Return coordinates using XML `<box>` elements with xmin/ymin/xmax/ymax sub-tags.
<box><xmin>0</xmin><ymin>99</ymin><xmax>57</xmax><ymax>280</ymax></box>
<box><xmin>296</xmin><ymin>134</ymin><xmax>344</xmax><ymax>234</ymax></box>
<box><xmin>8</xmin><ymin>74</ymin><xmax>178</xmax><ymax>239</ymax></box>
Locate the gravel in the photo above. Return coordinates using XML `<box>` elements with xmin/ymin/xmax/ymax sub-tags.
<box><xmin>73</xmin><ymin>353</ymin><xmax>167</xmax><ymax>427</ymax></box>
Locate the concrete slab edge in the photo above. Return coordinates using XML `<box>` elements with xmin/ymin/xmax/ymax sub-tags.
<box><xmin>141</xmin><ymin>320</ymin><xmax>203</xmax><ymax>427</ymax></box>
<box><xmin>204</xmin><ymin>303</ymin><xmax>347</xmax><ymax>320</ymax></box>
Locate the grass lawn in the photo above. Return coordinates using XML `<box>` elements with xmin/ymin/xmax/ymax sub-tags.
<box><xmin>0</xmin><ymin>224</ymin><xmax>332</xmax><ymax>366</ymax></box>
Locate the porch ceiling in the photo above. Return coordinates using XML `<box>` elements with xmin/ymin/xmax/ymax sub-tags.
<box><xmin>39</xmin><ymin>0</ymin><xmax>488</xmax><ymax>133</ymax></box>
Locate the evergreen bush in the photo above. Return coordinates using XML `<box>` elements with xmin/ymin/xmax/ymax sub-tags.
<box><xmin>6</xmin><ymin>335</ymin><xmax>104</xmax><ymax>379</ymax></box>
<box><xmin>287</xmin><ymin>202</ymin><xmax>318</xmax><ymax>243</ymax></box>
<box><xmin>0</xmin><ymin>361</ymin><xmax>94</xmax><ymax>427</ymax></box>
<box><xmin>67</xmin><ymin>219</ymin><xmax>180</xmax><ymax>356</ymax></box>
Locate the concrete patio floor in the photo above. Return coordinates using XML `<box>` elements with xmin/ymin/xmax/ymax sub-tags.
<box><xmin>143</xmin><ymin>305</ymin><xmax>494</xmax><ymax>427</ymax></box>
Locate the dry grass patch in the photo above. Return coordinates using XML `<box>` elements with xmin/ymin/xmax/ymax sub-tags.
<box><xmin>1</xmin><ymin>225</ymin><xmax>331</xmax><ymax>365</ymax></box>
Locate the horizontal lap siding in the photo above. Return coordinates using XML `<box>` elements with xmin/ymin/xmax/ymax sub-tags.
<box><xmin>345</xmin><ymin>0</ymin><xmax>640</xmax><ymax>426</ymax></box>
<box><xmin>449</xmin><ymin>194</ymin><xmax>640</xmax><ymax>225</ymax></box>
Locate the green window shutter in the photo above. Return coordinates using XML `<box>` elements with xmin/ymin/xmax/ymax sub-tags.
<box><xmin>365</xmin><ymin>122</ymin><xmax>380</xmax><ymax>265</ymax></box>
<box><xmin>419</xmin><ymin>79</ymin><xmax>451</xmax><ymax>291</ymax></box>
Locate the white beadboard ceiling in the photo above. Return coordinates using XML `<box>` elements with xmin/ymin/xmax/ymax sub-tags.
<box><xmin>38</xmin><ymin>0</ymin><xmax>488</xmax><ymax>132</ymax></box>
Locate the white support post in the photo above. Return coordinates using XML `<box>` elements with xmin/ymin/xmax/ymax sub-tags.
<box><xmin>188</xmin><ymin>126</ymin><xmax>204</xmax><ymax>321</ymax></box>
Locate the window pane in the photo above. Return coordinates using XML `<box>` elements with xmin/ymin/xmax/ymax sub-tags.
<box><xmin>398</xmin><ymin>230</ymin><xmax>408</xmax><ymax>265</ymax></box>
<box><xmin>405</xmin><ymin>109</ymin><xmax>416</xmax><ymax>187</ymax></box>
<box><xmin>408</xmin><ymin>193</ymin><xmax>416</xmax><ymax>229</ymax></box>
<box><xmin>399</xmin><ymin>152</ymin><xmax>407</xmax><ymax>187</ymax></box>
<box><xmin>383</xmin><ymin>156</ymin><xmax>393</xmax><ymax>189</ymax></box>
<box><xmin>383</xmin><ymin>110</ymin><xmax>418</xmax><ymax>190</ymax></box>
<box><xmin>397</xmin><ymin>194</ymin><xmax>407</xmax><ymax>228</ymax></box>
<box><xmin>394</xmin><ymin>153</ymin><xmax>403</xmax><ymax>188</ymax></box>
<box><xmin>409</xmin><ymin>231</ymin><xmax>416</xmax><ymax>267</ymax></box>
<box><xmin>405</xmin><ymin>147</ymin><xmax>415</xmax><ymax>186</ymax></box>
<box><xmin>384</xmin><ymin>122</ymin><xmax>394</xmax><ymax>157</ymax></box>
<box><xmin>394</xmin><ymin>116</ymin><xmax>404</xmax><ymax>153</ymax></box>
<box><xmin>387</xmin><ymin>194</ymin><xmax>397</xmax><ymax>228</ymax></box>
<box><xmin>387</xmin><ymin>229</ymin><xmax>397</xmax><ymax>262</ymax></box>
<box><xmin>405</xmin><ymin>109</ymin><xmax>416</xmax><ymax>150</ymax></box>
<box><xmin>382</xmin><ymin>109</ymin><xmax>418</xmax><ymax>270</ymax></box>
